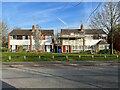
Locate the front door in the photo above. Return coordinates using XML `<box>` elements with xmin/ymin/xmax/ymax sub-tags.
<box><xmin>46</xmin><ymin>45</ymin><xmax>50</xmax><ymax>52</ymax></box>
<box><xmin>66</xmin><ymin>45</ymin><xmax>69</xmax><ymax>53</ymax></box>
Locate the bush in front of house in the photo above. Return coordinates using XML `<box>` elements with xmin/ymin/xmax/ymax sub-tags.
<box><xmin>17</xmin><ymin>45</ymin><xmax>24</xmax><ymax>52</ymax></box>
<box><xmin>98</xmin><ymin>49</ymin><xmax>117</xmax><ymax>54</ymax></box>
<box><xmin>98</xmin><ymin>49</ymin><xmax>110</xmax><ymax>54</ymax></box>
<box><xmin>85</xmin><ymin>50</ymin><xmax>91</xmax><ymax>54</ymax></box>
<box><xmin>79</xmin><ymin>50</ymin><xmax>91</xmax><ymax>54</ymax></box>
<box><xmin>113</xmin><ymin>49</ymin><xmax>117</xmax><ymax>54</ymax></box>
<box><xmin>0</xmin><ymin>47</ymin><xmax>9</xmax><ymax>52</ymax></box>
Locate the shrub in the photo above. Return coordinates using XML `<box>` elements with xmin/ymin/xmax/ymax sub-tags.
<box><xmin>0</xmin><ymin>47</ymin><xmax>9</xmax><ymax>52</ymax></box>
<box><xmin>17</xmin><ymin>45</ymin><xmax>23</xmax><ymax>52</ymax></box>
<box><xmin>98</xmin><ymin>49</ymin><xmax>110</xmax><ymax>54</ymax></box>
<box><xmin>79</xmin><ymin>50</ymin><xmax>91</xmax><ymax>54</ymax></box>
<box><xmin>85</xmin><ymin>50</ymin><xmax>91</xmax><ymax>54</ymax></box>
<box><xmin>98</xmin><ymin>49</ymin><xmax>117</xmax><ymax>54</ymax></box>
<box><xmin>113</xmin><ymin>49</ymin><xmax>117</xmax><ymax>54</ymax></box>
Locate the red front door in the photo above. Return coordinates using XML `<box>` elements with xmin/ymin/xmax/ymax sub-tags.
<box><xmin>63</xmin><ymin>46</ymin><xmax>66</xmax><ymax>53</ymax></box>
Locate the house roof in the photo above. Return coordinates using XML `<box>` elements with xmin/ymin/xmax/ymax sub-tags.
<box><xmin>9</xmin><ymin>29</ymin><xmax>32</xmax><ymax>35</ymax></box>
<box><xmin>9</xmin><ymin>29</ymin><xmax>54</xmax><ymax>36</ymax></box>
<box><xmin>84</xmin><ymin>29</ymin><xmax>106</xmax><ymax>34</ymax></box>
<box><xmin>61</xmin><ymin>29</ymin><xmax>106</xmax><ymax>35</ymax></box>
<box><xmin>61</xmin><ymin>29</ymin><xmax>83</xmax><ymax>35</ymax></box>
<box><xmin>41</xmin><ymin>30</ymin><xmax>54</xmax><ymax>36</ymax></box>
<box><xmin>97</xmin><ymin>40</ymin><xmax>108</xmax><ymax>45</ymax></box>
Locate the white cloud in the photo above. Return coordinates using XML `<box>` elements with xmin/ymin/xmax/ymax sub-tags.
<box><xmin>57</xmin><ymin>17</ymin><xmax>67</xmax><ymax>25</ymax></box>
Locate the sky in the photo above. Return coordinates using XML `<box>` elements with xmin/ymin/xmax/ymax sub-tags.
<box><xmin>2</xmin><ymin>2</ymin><xmax>101</xmax><ymax>33</ymax></box>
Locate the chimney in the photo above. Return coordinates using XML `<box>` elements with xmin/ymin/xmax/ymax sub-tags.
<box><xmin>80</xmin><ymin>24</ymin><xmax>83</xmax><ymax>31</ymax></box>
<box><xmin>32</xmin><ymin>25</ymin><xmax>35</xmax><ymax>32</ymax></box>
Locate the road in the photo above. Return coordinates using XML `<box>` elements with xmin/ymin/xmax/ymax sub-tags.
<box><xmin>2</xmin><ymin>64</ymin><xmax>119</xmax><ymax>88</ymax></box>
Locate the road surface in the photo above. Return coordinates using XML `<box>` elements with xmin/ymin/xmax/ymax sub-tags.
<box><xmin>1</xmin><ymin>64</ymin><xmax>119</xmax><ymax>88</ymax></box>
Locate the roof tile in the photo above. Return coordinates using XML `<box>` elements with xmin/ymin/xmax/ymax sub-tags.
<box><xmin>9</xmin><ymin>29</ymin><xmax>54</xmax><ymax>36</ymax></box>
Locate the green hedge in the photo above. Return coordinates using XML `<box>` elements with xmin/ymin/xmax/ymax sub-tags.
<box><xmin>0</xmin><ymin>47</ymin><xmax>9</xmax><ymax>52</ymax></box>
<box><xmin>1</xmin><ymin>52</ymin><xmax>120</xmax><ymax>62</ymax></box>
<box><xmin>98</xmin><ymin>49</ymin><xmax>117</xmax><ymax>54</ymax></box>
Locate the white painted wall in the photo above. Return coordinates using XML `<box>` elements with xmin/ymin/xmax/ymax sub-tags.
<box><xmin>10</xmin><ymin>40</ymin><xmax>30</xmax><ymax>51</ymax></box>
<box><xmin>62</xmin><ymin>39</ymin><xmax>83</xmax><ymax>45</ymax></box>
<box><xmin>85</xmin><ymin>34</ymin><xmax>106</xmax><ymax>46</ymax></box>
<box><xmin>85</xmin><ymin>39</ymin><xmax>101</xmax><ymax>46</ymax></box>
<box><xmin>62</xmin><ymin>34</ymin><xmax>107</xmax><ymax>52</ymax></box>
<box><xmin>10</xmin><ymin>40</ymin><xmax>30</xmax><ymax>45</ymax></box>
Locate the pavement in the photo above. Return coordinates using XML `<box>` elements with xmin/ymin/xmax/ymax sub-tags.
<box><xmin>1</xmin><ymin>61</ymin><xmax>119</xmax><ymax>89</ymax></box>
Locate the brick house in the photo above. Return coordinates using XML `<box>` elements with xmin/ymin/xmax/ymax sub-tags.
<box><xmin>8</xmin><ymin>25</ymin><xmax>54</xmax><ymax>52</ymax></box>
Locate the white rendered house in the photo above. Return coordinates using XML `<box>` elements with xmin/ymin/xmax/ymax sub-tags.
<box><xmin>57</xmin><ymin>24</ymin><xmax>109</xmax><ymax>53</ymax></box>
<box><xmin>8</xmin><ymin>25</ymin><xmax>54</xmax><ymax>52</ymax></box>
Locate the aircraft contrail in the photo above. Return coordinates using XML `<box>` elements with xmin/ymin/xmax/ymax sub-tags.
<box><xmin>57</xmin><ymin>17</ymin><xmax>67</xmax><ymax>25</ymax></box>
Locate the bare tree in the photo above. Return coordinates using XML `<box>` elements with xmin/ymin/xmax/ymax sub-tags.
<box><xmin>33</xmin><ymin>24</ymin><xmax>42</xmax><ymax>51</ymax></box>
<box><xmin>0</xmin><ymin>21</ymin><xmax>8</xmax><ymax>47</ymax></box>
<box><xmin>89</xmin><ymin>2</ymin><xmax>120</xmax><ymax>54</ymax></box>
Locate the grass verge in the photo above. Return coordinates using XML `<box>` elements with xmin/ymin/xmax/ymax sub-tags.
<box><xmin>1</xmin><ymin>52</ymin><xmax>120</xmax><ymax>62</ymax></box>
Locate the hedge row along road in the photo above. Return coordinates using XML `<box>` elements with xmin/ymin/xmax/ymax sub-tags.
<box><xmin>1</xmin><ymin>52</ymin><xmax>120</xmax><ymax>62</ymax></box>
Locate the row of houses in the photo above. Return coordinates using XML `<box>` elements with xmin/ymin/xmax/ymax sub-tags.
<box><xmin>8</xmin><ymin>24</ymin><xmax>109</xmax><ymax>53</ymax></box>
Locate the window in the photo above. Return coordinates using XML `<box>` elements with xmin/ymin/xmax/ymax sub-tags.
<box><xmin>10</xmin><ymin>36</ymin><xmax>13</xmax><ymax>40</ymax></box>
<box><xmin>13</xmin><ymin>35</ymin><xmax>17</xmax><ymax>39</ymax></box>
<box><xmin>23</xmin><ymin>45</ymin><xmax>30</xmax><ymax>50</ymax></box>
<box><xmin>10</xmin><ymin>45</ymin><xmax>12</xmax><ymax>48</ymax></box>
<box><xmin>46</xmin><ymin>36</ymin><xmax>51</xmax><ymax>39</ymax></box>
<box><xmin>73</xmin><ymin>45</ymin><xmax>78</xmax><ymax>50</ymax></box>
<box><xmin>75</xmin><ymin>46</ymin><xmax>77</xmax><ymax>49</ymax></box>
<box><xmin>99</xmin><ymin>45</ymin><xmax>105</xmax><ymax>50</ymax></box>
<box><xmin>105</xmin><ymin>45</ymin><xmax>109</xmax><ymax>49</ymax></box>
<box><xmin>73</xmin><ymin>46</ymin><xmax>75</xmax><ymax>50</ymax></box>
<box><xmin>99</xmin><ymin>35</ymin><xmax>107</xmax><ymax>39</ymax></box>
<box><xmin>17</xmin><ymin>35</ymin><xmax>22</xmax><ymax>40</ymax></box>
<box><xmin>85</xmin><ymin>46</ymin><xmax>87</xmax><ymax>49</ymax></box>
<box><xmin>25</xmin><ymin>36</ymin><xmax>28</xmax><ymax>39</ymax></box>
<box><xmin>102</xmin><ymin>36</ymin><xmax>106</xmax><ymax>39</ymax></box>
<box><xmin>81</xmin><ymin>46</ymin><xmax>83</xmax><ymax>49</ymax></box>
<box><xmin>79</xmin><ymin>46</ymin><xmax>81</xmax><ymax>50</ymax></box>
<box><xmin>88</xmin><ymin>45</ymin><xmax>91</xmax><ymax>49</ymax></box>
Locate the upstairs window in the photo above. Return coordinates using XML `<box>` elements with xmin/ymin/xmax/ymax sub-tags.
<box><xmin>13</xmin><ymin>35</ymin><xmax>17</xmax><ymax>39</ymax></box>
<box><xmin>17</xmin><ymin>35</ymin><xmax>22</xmax><ymax>40</ymax></box>
<box><xmin>25</xmin><ymin>35</ymin><xmax>28</xmax><ymax>39</ymax></box>
<box><xmin>99</xmin><ymin>35</ymin><xmax>106</xmax><ymax>39</ymax></box>
<box><xmin>46</xmin><ymin>36</ymin><xmax>51</xmax><ymax>39</ymax></box>
<box><xmin>10</xmin><ymin>36</ymin><xmax>13</xmax><ymax>40</ymax></box>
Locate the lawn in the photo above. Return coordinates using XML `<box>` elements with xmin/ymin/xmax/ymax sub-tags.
<box><xmin>1</xmin><ymin>52</ymin><xmax>120</xmax><ymax>62</ymax></box>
